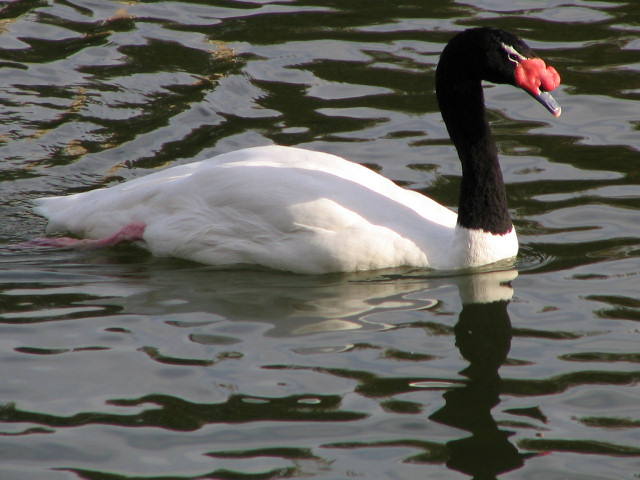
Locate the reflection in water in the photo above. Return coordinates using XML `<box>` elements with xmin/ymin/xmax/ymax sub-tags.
<box><xmin>318</xmin><ymin>268</ymin><xmax>532</xmax><ymax>479</ymax></box>
<box><xmin>376</xmin><ymin>269</ymin><xmax>533</xmax><ymax>479</ymax></box>
<box><xmin>431</xmin><ymin>285</ymin><xmax>530</xmax><ymax>478</ymax></box>
<box><xmin>2</xmin><ymin>256</ymin><xmax>638</xmax><ymax>478</ymax></box>
<box><xmin>0</xmin><ymin>260</ymin><xmax>529</xmax><ymax>479</ymax></box>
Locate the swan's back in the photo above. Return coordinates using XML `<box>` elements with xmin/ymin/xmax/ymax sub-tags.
<box><xmin>36</xmin><ymin>145</ymin><xmax>459</xmax><ymax>273</ymax></box>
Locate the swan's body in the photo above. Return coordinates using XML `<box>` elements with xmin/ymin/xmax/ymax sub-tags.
<box><xmin>34</xmin><ymin>28</ymin><xmax>561</xmax><ymax>274</ymax></box>
<box><xmin>35</xmin><ymin>145</ymin><xmax>516</xmax><ymax>273</ymax></box>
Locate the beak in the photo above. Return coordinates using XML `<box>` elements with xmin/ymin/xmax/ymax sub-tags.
<box><xmin>515</xmin><ymin>58</ymin><xmax>562</xmax><ymax>118</ymax></box>
<box><xmin>530</xmin><ymin>90</ymin><xmax>562</xmax><ymax>118</ymax></box>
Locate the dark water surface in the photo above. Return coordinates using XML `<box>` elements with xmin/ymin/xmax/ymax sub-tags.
<box><xmin>1</xmin><ymin>1</ymin><xmax>640</xmax><ymax>479</ymax></box>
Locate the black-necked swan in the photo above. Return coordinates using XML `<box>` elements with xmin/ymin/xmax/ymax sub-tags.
<box><xmin>33</xmin><ymin>27</ymin><xmax>561</xmax><ymax>274</ymax></box>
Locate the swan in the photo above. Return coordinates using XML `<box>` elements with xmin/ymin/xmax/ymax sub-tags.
<box><xmin>33</xmin><ymin>27</ymin><xmax>561</xmax><ymax>274</ymax></box>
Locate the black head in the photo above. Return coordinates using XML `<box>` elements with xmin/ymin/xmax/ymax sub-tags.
<box><xmin>437</xmin><ymin>27</ymin><xmax>532</xmax><ymax>86</ymax></box>
<box><xmin>436</xmin><ymin>27</ymin><xmax>561</xmax><ymax>117</ymax></box>
<box><xmin>483</xmin><ymin>28</ymin><xmax>537</xmax><ymax>85</ymax></box>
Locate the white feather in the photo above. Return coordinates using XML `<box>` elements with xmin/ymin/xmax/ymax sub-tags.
<box><xmin>34</xmin><ymin>145</ymin><xmax>518</xmax><ymax>274</ymax></box>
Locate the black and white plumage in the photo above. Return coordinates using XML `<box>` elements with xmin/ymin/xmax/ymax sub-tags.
<box><xmin>34</xmin><ymin>27</ymin><xmax>562</xmax><ymax>274</ymax></box>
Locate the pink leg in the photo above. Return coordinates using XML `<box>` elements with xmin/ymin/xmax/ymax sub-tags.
<box><xmin>84</xmin><ymin>222</ymin><xmax>146</xmax><ymax>247</ymax></box>
<box><xmin>28</xmin><ymin>222</ymin><xmax>146</xmax><ymax>249</ymax></box>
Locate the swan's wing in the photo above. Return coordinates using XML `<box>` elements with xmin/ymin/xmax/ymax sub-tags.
<box><xmin>34</xmin><ymin>146</ymin><xmax>458</xmax><ymax>273</ymax></box>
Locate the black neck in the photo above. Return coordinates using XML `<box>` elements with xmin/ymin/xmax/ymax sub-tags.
<box><xmin>436</xmin><ymin>65</ymin><xmax>513</xmax><ymax>235</ymax></box>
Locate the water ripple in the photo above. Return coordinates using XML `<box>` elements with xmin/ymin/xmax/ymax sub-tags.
<box><xmin>1</xmin><ymin>1</ymin><xmax>639</xmax><ymax>479</ymax></box>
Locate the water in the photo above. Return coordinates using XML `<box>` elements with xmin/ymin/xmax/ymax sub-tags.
<box><xmin>1</xmin><ymin>1</ymin><xmax>639</xmax><ymax>479</ymax></box>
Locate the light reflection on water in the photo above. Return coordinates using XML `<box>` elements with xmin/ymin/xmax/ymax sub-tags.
<box><xmin>1</xmin><ymin>1</ymin><xmax>639</xmax><ymax>479</ymax></box>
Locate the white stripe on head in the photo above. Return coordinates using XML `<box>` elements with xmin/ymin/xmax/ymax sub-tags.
<box><xmin>500</xmin><ymin>42</ymin><xmax>528</xmax><ymax>63</ymax></box>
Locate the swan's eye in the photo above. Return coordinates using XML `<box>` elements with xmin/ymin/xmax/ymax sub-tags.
<box><xmin>500</xmin><ymin>42</ymin><xmax>525</xmax><ymax>64</ymax></box>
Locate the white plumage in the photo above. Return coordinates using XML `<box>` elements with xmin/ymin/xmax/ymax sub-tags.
<box><xmin>34</xmin><ymin>145</ymin><xmax>517</xmax><ymax>274</ymax></box>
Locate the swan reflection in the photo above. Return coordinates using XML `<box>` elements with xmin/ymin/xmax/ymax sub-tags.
<box><xmin>107</xmin><ymin>263</ymin><xmax>528</xmax><ymax>476</ymax></box>
<box><xmin>2</xmin><ymin>258</ymin><xmax>532</xmax><ymax>478</ymax></box>
<box><xmin>429</xmin><ymin>269</ymin><xmax>535</xmax><ymax>477</ymax></box>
